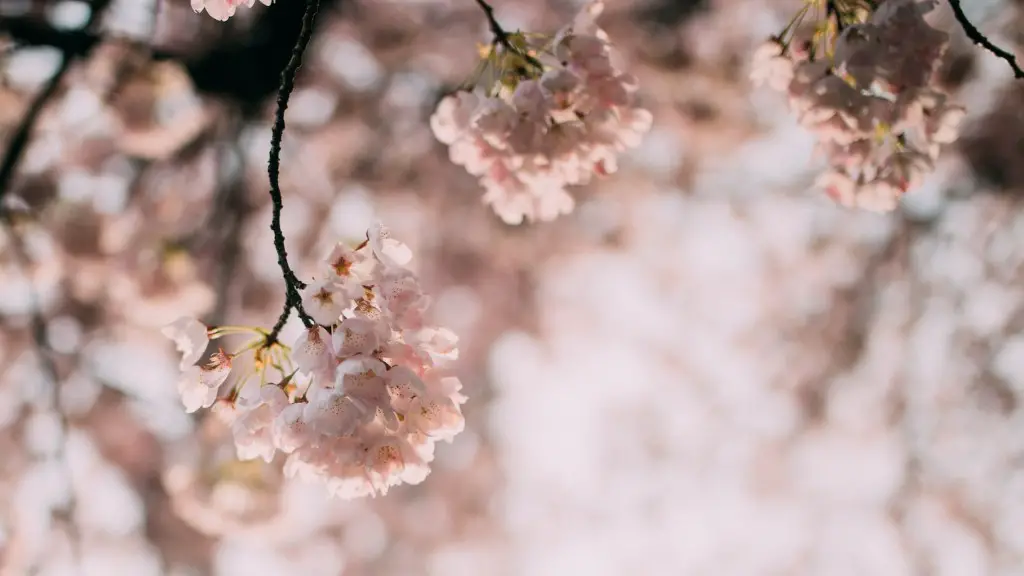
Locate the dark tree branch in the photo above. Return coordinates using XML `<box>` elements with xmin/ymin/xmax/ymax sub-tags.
<box><xmin>0</xmin><ymin>0</ymin><xmax>113</xmax><ymax>204</ymax></box>
<box><xmin>472</xmin><ymin>0</ymin><xmax>544</xmax><ymax>70</ymax></box>
<box><xmin>0</xmin><ymin>16</ymin><xmax>100</xmax><ymax>56</ymax></box>
<box><xmin>0</xmin><ymin>0</ymin><xmax>341</xmax><ymax>113</ymax></box>
<box><xmin>948</xmin><ymin>0</ymin><xmax>1024</xmax><ymax>79</ymax></box>
<box><xmin>0</xmin><ymin>58</ymin><xmax>71</xmax><ymax>203</ymax></box>
<box><xmin>265</xmin><ymin>0</ymin><xmax>321</xmax><ymax>343</ymax></box>
<box><xmin>2</xmin><ymin>0</ymin><xmax>335</xmax><ymax>344</ymax></box>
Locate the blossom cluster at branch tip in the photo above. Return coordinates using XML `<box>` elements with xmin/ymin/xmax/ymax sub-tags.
<box><xmin>751</xmin><ymin>0</ymin><xmax>965</xmax><ymax>212</ymax></box>
<box><xmin>163</xmin><ymin>223</ymin><xmax>466</xmax><ymax>499</ymax></box>
<box><xmin>431</xmin><ymin>0</ymin><xmax>652</xmax><ymax>225</ymax></box>
<box><xmin>191</xmin><ymin>0</ymin><xmax>272</xmax><ymax>21</ymax></box>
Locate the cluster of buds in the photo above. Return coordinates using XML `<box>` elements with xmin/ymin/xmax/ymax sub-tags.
<box><xmin>751</xmin><ymin>0</ymin><xmax>965</xmax><ymax>212</ymax></box>
<box><xmin>431</xmin><ymin>0</ymin><xmax>652</xmax><ymax>225</ymax></box>
<box><xmin>162</xmin><ymin>224</ymin><xmax>465</xmax><ymax>499</ymax></box>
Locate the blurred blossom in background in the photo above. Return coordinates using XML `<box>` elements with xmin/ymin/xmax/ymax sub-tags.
<box><xmin>2</xmin><ymin>0</ymin><xmax>1024</xmax><ymax>574</ymax></box>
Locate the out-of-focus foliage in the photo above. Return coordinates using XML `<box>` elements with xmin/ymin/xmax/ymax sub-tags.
<box><xmin>1</xmin><ymin>0</ymin><xmax>1024</xmax><ymax>574</ymax></box>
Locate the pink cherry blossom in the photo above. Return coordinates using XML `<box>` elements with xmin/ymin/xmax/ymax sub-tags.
<box><xmin>232</xmin><ymin>385</ymin><xmax>288</xmax><ymax>462</ymax></box>
<box><xmin>332</xmin><ymin>317</ymin><xmax>382</xmax><ymax>358</ymax></box>
<box><xmin>293</xmin><ymin>326</ymin><xmax>332</xmax><ymax>375</ymax></box>
<box><xmin>750</xmin><ymin>39</ymin><xmax>795</xmax><ymax>91</ymax></box>
<box><xmin>190</xmin><ymin>0</ymin><xmax>271</xmax><ymax>21</ymax></box>
<box><xmin>177</xmin><ymin>366</ymin><xmax>219</xmax><ymax>413</ymax></box>
<box><xmin>365</xmin><ymin>435</ymin><xmax>430</xmax><ymax>495</ymax></box>
<box><xmin>406</xmin><ymin>395</ymin><xmax>465</xmax><ymax>442</ymax></box>
<box><xmin>272</xmin><ymin>403</ymin><xmax>313</xmax><ymax>453</ymax></box>
<box><xmin>367</xmin><ymin>221</ymin><xmax>413</xmax><ymax>268</ymax></box>
<box><xmin>408</xmin><ymin>327</ymin><xmax>459</xmax><ymax>364</ymax></box>
<box><xmin>429</xmin><ymin>0</ymin><xmax>650</xmax><ymax>224</ymax></box>
<box><xmin>164</xmin><ymin>225</ymin><xmax>464</xmax><ymax>499</ymax></box>
<box><xmin>161</xmin><ymin>316</ymin><xmax>209</xmax><ymax>369</ymax></box>
<box><xmin>300</xmin><ymin>278</ymin><xmax>348</xmax><ymax>326</ymax></box>
<box><xmin>384</xmin><ymin>366</ymin><xmax>426</xmax><ymax>413</ymax></box>
<box><xmin>753</xmin><ymin>0</ymin><xmax>961</xmax><ymax>210</ymax></box>
<box><xmin>304</xmin><ymin>392</ymin><xmax>366</xmax><ymax>436</ymax></box>
<box><xmin>175</xmin><ymin>350</ymin><xmax>232</xmax><ymax>413</ymax></box>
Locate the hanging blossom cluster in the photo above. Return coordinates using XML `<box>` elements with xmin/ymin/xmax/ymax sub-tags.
<box><xmin>191</xmin><ymin>0</ymin><xmax>272</xmax><ymax>21</ymax></box>
<box><xmin>751</xmin><ymin>0</ymin><xmax>965</xmax><ymax>212</ymax></box>
<box><xmin>430</xmin><ymin>1</ymin><xmax>653</xmax><ymax>225</ymax></box>
<box><xmin>162</xmin><ymin>224</ymin><xmax>466</xmax><ymax>499</ymax></box>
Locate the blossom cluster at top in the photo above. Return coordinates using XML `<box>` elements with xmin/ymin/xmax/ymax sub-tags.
<box><xmin>162</xmin><ymin>224</ymin><xmax>465</xmax><ymax>499</ymax></box>
<box><xmin>430</xmin><ymin>1</ymin><xmax>653</xmax><ymax>225</ymax></box>
<box><xmin>191</xmin><ymin>0</ymin><xmax>272</xmax><ymax>21</ymax></box>
<box><xmin>750</xmin><ymin>0</ymin><xmax>965</xmax><ymax>212</ymax></box>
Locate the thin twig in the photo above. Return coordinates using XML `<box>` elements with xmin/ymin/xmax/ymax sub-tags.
<box><xmin>268</xmin><ymin>303</ymin><xmax>294</xmax><ymax>342</ymax></box>
<box><xmin>948</xmin><ymin>0</ymin><xmax>1024</xmax><ymax>79</ymax></box>
<box><xmin>0</xmin><ymin>60</ymin><xmax>71</xmax><ymax>205</ymax></box>
<box><xmin>265</xmin><ymin>0</ymin><xmax>321</xmax><ymax>342</ymax></box>
<box><xmin>472</xmin><ymin>0</ymin><xmax>544</xmax><ymax>70</ymax></box>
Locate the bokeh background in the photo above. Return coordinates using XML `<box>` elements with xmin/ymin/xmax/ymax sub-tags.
<box><xmin>2</xmin><ymin>0</ymin><xmax>1024</xmax><ymax>573</ymax></box>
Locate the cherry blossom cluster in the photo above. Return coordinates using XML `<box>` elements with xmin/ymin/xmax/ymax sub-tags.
<box><xmin>163</xmin><ymin>224</ymin><xmax>465</xmax><ymax>499</ymax></box>
<box><xmin>751</xmin><ymin>0</ymin><xmax>965</xmax><ymax>212</ymax></box>
<box><xmin>430</xmin><ymin>0</ymin><xmax>652</xmax><ymax>225</ymax></box>
<box><xmin>191</xmin><ymin>0</ymin><xmax>272</xmax><ymax>21</ymax></box>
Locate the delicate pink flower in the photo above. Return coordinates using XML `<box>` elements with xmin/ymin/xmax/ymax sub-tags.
<box><xmin>211</xmin><ymin>398</ymin><xmax>241</xmax><ymax>424</ymax></box>
<box><xmin>304</xmin><ymin>392</ymin><xmax>365</xmax><ymax>436</ymax></box>
<box><xmin>758</xmin><ymin>0</ymin><xmax>957</xmax><ymax>211</ymax></box>
<box><xmin>293</xmin><ymin>326</ymin><xmax>331</xmax><ymax>375</ymax></box>
<box><xmin>429</xmin><ymin>92</ymin><xmax>480</xmax><ymax>145</ymax></box>
<box><xmin>384</xmin><ymin>366</ymin><xmax>426</xmax><ymax>413</ymax></box>
<box><xmin>512</xmin><ymin>80</ymin><xmax>551</xmax><ymax>121</ymax></box>
<box><xmin>406</xmin><ymin>395</ymin><xmax>465</xmax><ymax>442</ymax></box>
<box><xmin>429</xmin><ymin>3</ymin><xmax>648</xmax><ymax>224</ymax></box>
<box><xmin>422</xmin><ymin>369</ymin><xmax>467</xmax><ymax>404</ymax></box>
<box><xmin>273</xmin><ymin>403</ymin><xmax>313</xmax><ymax>453</ymax></box>
<box><xmin>332</xmin><ymin>317</ymin><xmax>381</xmax><ymax>358</ymax></box>
<box><xmin>375</xmin><ymin>268</ymin><xmax>428</xmax><ymax>328</ymax></box>
<box><xmin>235</xmin><ymin>377</ymin><xmax>263</xmax><ymax>408</ymax></box>
<box><xmin>174</xmin><ymin>224</ymin><xmax>464</xmax><ymax>500</ymax></box>
<box><xmin>367</xmin><ymin>221</ymin><xmax>413</xmax><ymax>268</ymax></box>
<box><xmin>560</xmin><ymin>35</ymin><xmax>612</xmax><ymax>75</ymax></box>
<box><xmin>177</xmin><ymin>366</ymin><xmax>219</xmax><ymax>413</ymax></box>
<box><xmin>300</xmin><ymin>279</ymin><xmax>348</xmax><ymax>326</ymax></box>
<box><xmin>541</xmin><ymin>69</ymin><xmax>581</xmax><ymax>108</ymax></box>
<box><xmin>928</xmin><ymin>104</ymin><xmax>966</xmax><ymax>145</ymax></box>
<box><xmin>161</xmin><ymin>317</ymin><xmax>209</xmax><ymax>369</ymax></box>
<box><xmin>365</xmin><ymin>435</ymin><xmax>430</xmax><ymax>495</ymax></box>
<box><xmin>408</xmin><ymin>327</ymin><xmax>459</xmax><ymax>365</ymax></box>
<box><xmin>190</xmin><ymin>0</ymin><xmax>270</xmax><ymax>21</ymax></box>
<box><xmin>380</xmin><ymin>339</ymin><xmax>433</xmax><ymax>376</ymax></box>
<box><xmin>750</xmin><ymin>39</ymin><xmax>794</xmax><ymax>91</ymax></box>
<box><xmin>336</xmin><ymin>357</ymin><xmax>395</xmax><ymax>427</ymax></box>
<box><xmin>324</xmin><ymin>241</ymin><xmax>373</xmax><ymax>284</ymax></box>
<box><xmin>555</xmin><ymin>0</ymin><xmax>608</xmax><ymax>43</ymax></box>
<box><xmin>176</xmin><ymin>349</ymin><xmax>232</xmax><ymax>413</ymax></box>
<box><xmin>232</xmin><ymin>385</ymin><xmax>288</xmax><ymax>462</ymax></box>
